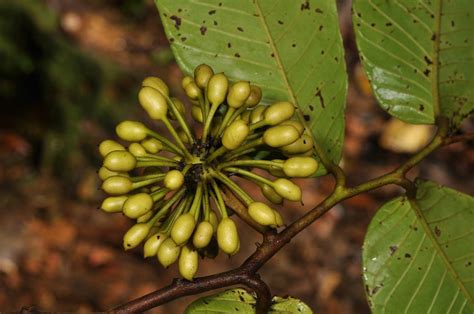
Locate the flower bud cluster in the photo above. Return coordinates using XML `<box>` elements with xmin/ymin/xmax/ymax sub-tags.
<box><xmin>99</xmin><ymin>64</ymin><xmax>318</xmax><ymax>280</ymax></box>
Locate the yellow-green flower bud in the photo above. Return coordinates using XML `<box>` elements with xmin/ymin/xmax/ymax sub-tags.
<box><xmin>192</xmin><ymin>221</ymin><xmax>214</xmax><ymax>248</ymax></box>
<box><xmin>99</xmin><ymin>140</ymin><xmax>125</xmax><ymax>157</ymax></box>
<box><xmin>281</xmin><ymin>134</ymin><xmax>313</xmax><ymax>154</ymax></box>
<box><xmin>263</xmin><ymin>125</ymin><xmax>300</xmax><ymax>147</ymax></box>
<box><xmin>283</xmin><ymin>157</ymin><xmax>318</xmax><ymax>177</ymax></box>
<box><xmin>272</xmin><ymin>210</ymin><xmax>284</xmax><ymax>228</ymax></box>
<box><xmin>164</xmin><ymin>170</ymin><xmax>185</xmax><ymax>191</ymax></box>
<box><xmin>157</xmin><ymin>238</ymin><xmax>181</xmax><ymax>267</ymax></box>
<box><xmin>273</xmin><ymin>178</ymin><xmax>301</xmax><ymax>201</ymax></box>
<box><xmin>250</xmin><ymin>105</ymin><xmax>266</xmax><ymax>124</ymax></box>
<box><xmin>103</xmin><ymin>150</ymin><xmax>136</xmax><ymax>172</ymax></box>
<box><xmin>191</xmin><ymin>105</ymin><xmax>203</xmax><ymax>123</ymax></box>
<box><xmin>168</xmin><ymin>97</ymin><xmax>186</xmax><ymax>120</ymax></box>
<box><xmin>194</xmin><ymin>64</ymin><xmax>214</xmax><ymax>89</ymax></box>
<box><xmin>179</xmin><ymin>246</ymin><xmax>199</xmax><ymax>280</ymax></box>
<box><xmin>241</xmin><ymin>110</ymin><xmax>251</xmax><ymax>123</ymax></box>
<box><xmin>207</xmin><ymin>73</ymin><xmax>228</xmax><ymax>106</ymax></box>
<box><xmin>122</xmin><ymin>193</ymin><xmax>154</xmax><ymax>218</ymax></box>
<box><xmin>227</xmin><ymin>81</ymin><xmax>250</xmax><ymax>108</ymax></box>
<box><xmin>123</xmin><ymin>223</ymin><xmax>151</xmax><ymax>250</ymax></box>
<box><xmin>222</xmin><ymin>120</ymin><xmax>250</xmax><ymax>150</ymax></box>
<box><xmin>139</xmin><ymin>86</ymin><xmax>168</xmax><ymax>120</ymax></box>
<box><xmin>185</xmin><ymin>81</ymin><xmax>202</xmax><ymax>100</ymax></box>
<box><xmin>181</xmin><ymin>75</ymin><xmax>193</xmax><ymax>89</ymax></box>
<box><xmin>98</xmin><ymin>166</ymin><xmax>128</xmax><ymax>180</ymax></box>
<box><xmin>143</xmin><ymin>233</ymin><xmax>168</xmax><ymax>258</ymax></box>
<box><xmin>280</xmin><ymin>120</ymin><xmax>304</xmax><ymax>135</ymax></box>
<box><xmin>116</xmin><ymin>121</ymin><xmax>148</xmax><ymax>142</ymax></box>
<box><xmin>209</xmin><ymin>211</ymin><xmax>218</xmax><ymax>233</ymax></box>
<box><xmin>171</xmin><ymin>213</ymin><xmax>196</xmax><ymax>245</ymax></box>
<box><xmin>128</xmin><ymin>142</ymin><xmax>147</xmax><ymax>157</ymax></box>
<box><xmin>245</xmin><ymin>85</ymin><xmax>262</xmax><ymax>107</ymax></box>
<box><xmin>264</xmin><ymin>101</ymin><xmax>295</xmax><ymax>125</ymax></box>
<box><xmin>142</xmin><ymin>76</ymin><xmax>169</xmax><ymax>96</ymax></box>
<box><xmin>100</xmin><ymin>196</ymin><xmax>128</xmax><ymax>213</ymax></box>
<box><xmin>102</xmin><ymin>176</ymin><xmax>133</xmax><ymax>195</ymax></box>
<box><xmin>217</xmin><ymin>217</ymin><xmax>239</xmax><ymax>255</ymax></box>
<box><xmin>268</xmin><ymin>159</ymin><xmax>286</xmax><ymax>177</ymax></box>
<box><xmin>260</xmin><ymin>183</ymin><xmax>283</xmax><ymax>204</ymax></box>
<box><xmin>141</xmin><ymin>138</ymin><xmax>163</xmax><ymax>154</ymax></box>
<box><xmin>248</xmin><ymin>202</ymin><xmax>278</xmax><ymax>226</ymax></box>
<box><xmin>137</xmin><ymin>210</ymin><xmax>154</xmax><ymax>223</ymax></box>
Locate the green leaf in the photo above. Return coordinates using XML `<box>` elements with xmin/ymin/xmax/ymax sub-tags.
<box><xmin>155</xmin><ymin>0</ymin><xmax>347</xmax><ymax>170</ymax></box>
<box><xmin>184</xmin><ymin>288</ymin><xmax>313</xmax><ymax>313</ymax></box>
<box><xmin>353</xmin><ymin>0</ymin><xmax>474</xmax><ymax>127</ymax></box>
<box><xmin>363</xmin><ymin>180</ymin><xmax>474</xmax><ymax>313</ymax></box>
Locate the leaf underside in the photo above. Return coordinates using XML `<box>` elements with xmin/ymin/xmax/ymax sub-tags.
<box><xmin>155</xmin><ymin>0</ymin><xmax>347</xmax><ymax>171</ymax></box>
<box><xmin>363</xmin><ymin>180</ymin><xmax>474</xmax><ymax>313</ymax></box>
<box><xmin>184</xmin><ymin>288</ymin><xmax>313</xmax><ymax>313</ymax></box>
<box><xmin>353</xmin><ymin>0</ymin><xmax>474</xmax><ymax>127</ymax></box>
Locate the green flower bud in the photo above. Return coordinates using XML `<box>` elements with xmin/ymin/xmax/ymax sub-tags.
<box><xmin>250</xmin><ymin>105</ymin><xmax>266</xmax><ymax>124</ymax></box>
<box><xmin>241</xmin><ymin>110</ymin><xmax>251</xmax><ymax>123</ymax></box>
<box><xmin>217</xmin><ymin>217</ymin><xmax>239</xmax><ymax>255</ymax></box>
<box><xmin>102</xmin><ymin>176</ymin><xmax>133</xmax><ymax>195</ymax></box>
<box><xmin>99</xmin><ymin>140</ymin><xmax>125</xmax><ymax>157</ymax></box>
<box><xmin>164</xmin><ymin>170</ymin><xmax>185</xmax><ymax>191</ymax></box>
<box><xmin>171</xmin><ymin>213</ymin><xmax>196</xmax><ymax>245</ymax></box>
<box><xmin>260</xmin><ymin>183</ymin><xmax>283</xmax><ymax>204</ymax></box>
<box><xmin>227</xmin><ymin>81</ymin><xmax>250</xmax><ymax>108</ymax></box>
<box><xmin>98</xmin><ymin>166</ymin><xmax>128</xmax><ymax>180</ymax></box>
<box><xmin>273</xmin><ymin>178</ymin><xmax>302</xmax><ymax>201</ymax></box>
<box><xmin>192</xmin><ymin>221</ymin><xmax>214</xmax><ymax>248</ymax></box>
<box><xmin>263</xmin><ymin>125</ymin><xmax>300</xmax><ymax>147</ymax></box>
<box><xmin>245</xmin><ymin>85</ymin><xmax>262</xmax><ymax>107</ymax></box>
<box><xmin>123</xmin><ymin>223</ymin><xmax>151</xmax><ymax>250</ymax></box>
<box><xmin>136</xmin><ymin>210</ymin><xmax>154</xmax><ymax>223</ymax></box>
<box><xmin>157</xmin><ymin>238</ymin><xmax>181</xmax><ymax>267</ymax></box>
<box><xmin>100</xmin><ymin>196</ymin><xmax>128</xmax><ymax>213</ymax></box>
<box><xmin>116</xmin><ymin>121</ymin><xmax>148</xmax><ymax>142</ymax></box>
<box><xmin>264</xmin><ymin>101</ymin><xmax>295</xmax><ymax>125</ymax></box>
<box><xmin>142</xmin><ymin>76</ymin><xmax>169</xmax><ymax>96</ymax></box>
<box><xmin>280</xmin><ymin>120</ymin><xmax>304</xmax><ymax>135</ymax></box>
<box><xmin>185</xmin><ymin>81</ymin><xmax>202</xmax><ymax>100</ymax></box>
<box><xmin>248</xmin><ymin>202</ymin><xmax>277</xmax><ymax>226</ymax></box>
<box><xmin>123</xmin><ymin>193</ymin><xmax>154</xmax><ymax>218</ymax></box>
<box><xmin>283</xmin><ymin>157</ymin><xmax>318</xmax><ymax>177</ymax></box>
<box><xmin>281</xmin><ymin>134</ymin><xmax>313</xmax><ymax>154</ymax></box>
<box><xmin>103</xmin><ymin>150</ymin><xmax>137</xmax><ymax>172</ymax></box>
<box><xmin>268</xmin><ymin>159</ymin><xmax>286</xmax><ymax>177</ymax></box>
<box><xmin>141</xmin><ymin>138</ymin><xmax>163</xmax><ymax>154</ymax></box>
<box><xmin>194</xmin><ymin>64</ymin><xmax>214</xmax><ymax>89</ymax></box>
<box><xmin>191</xmin><ymin>105</ymin><xmax>203</xmax><ymax>123</ymax></box>
<box><xmin>222</xmin><ymin>120</ymin><xmax>250</xmax><ymax>150</ymax></box>
<box><xmin>179</xmin><ymin>246</ymin><xmax>199</xmax><ymax>281</ymax></box>
<box><xmin>272</xmin><ymin>210</ymin><xmax>284</xmax><ymax>228</ymax></box>
<box><xmin>143</xmin><ymin>233</ymin><xmax>168</xmax><ymax>258</ymax></box>
<box><xmin>207</xmin><ymin>73</ymin><xmax>228</xmax><ymax>106</ymax></box>
<box><xmin>209</xmin><ymin>211</ymin><xmax>218</xmax><ymax>233</ymax></box>
<box><xmin>168</xmin><ymin>97</ymin><xmax>186</xmax><ymax>120</ymax></box>
<box><xmin>128</xmin><ymin>142</ymin><xmax>147</xmax><ymax>157</ymax></box>
<box><xmin>178</xmin><ymin>128</ymin><xmax>189</xmax><ymax>144</ymax></box>
<box><xmin>181</xmin><ymin>75</ymin><xmax>192</xmax><ymax>88</ymax></box>
<box><xmin>139</xmin><ymin>86</ymin><xmax>168</xmax><ymax>120</ymax></box>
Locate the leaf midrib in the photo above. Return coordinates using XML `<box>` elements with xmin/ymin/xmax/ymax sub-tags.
<box><xmin>408</xmin><ymin>198</ymin><xmax>473</xmax><ymax>305</ymax></box>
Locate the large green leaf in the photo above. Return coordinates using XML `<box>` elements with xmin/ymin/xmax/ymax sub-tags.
<box><xmin>184</xmin><ymin>288</ymin><xmax>313</xmax><ymax>313</ymax></box>
<box><xmin>155</xmin><ymin>0</ymin><xmax>347</xmax><ymax>167</ymax></box>
<box><xmin>353</xmin><ymin>0</ymin><xmax>474</xmax><ymax>127</ymax></box>
<box><xmin>363</xmin><ymin>180</ymin><xmax>474</xmax><ymax>313</ymax></box>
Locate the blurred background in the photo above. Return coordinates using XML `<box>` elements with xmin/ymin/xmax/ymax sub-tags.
<box><xmin>0</xmin><ymin>0</ymin><xmax>472</xmax><ymax>313</ymax></box>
